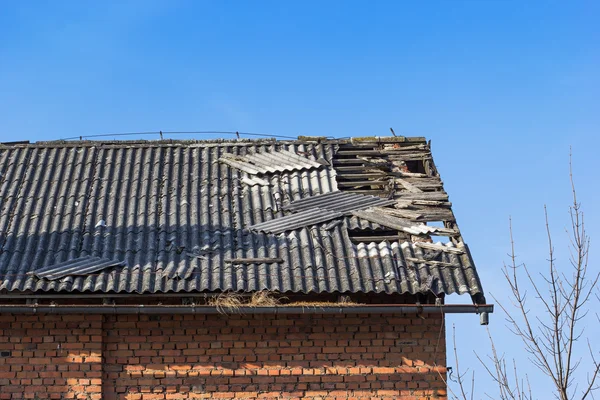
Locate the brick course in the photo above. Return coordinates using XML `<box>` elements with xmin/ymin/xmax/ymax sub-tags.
<box><xmin>0</xmin><ymin>313</ymin><xmax>447</xmax><ymax>399</ymax></box>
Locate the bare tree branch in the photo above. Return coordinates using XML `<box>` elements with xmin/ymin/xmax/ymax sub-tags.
<box><xmin>468</xmin><ymin>150</ymin><xmax>598</xmax><ymax>400</ymax></box>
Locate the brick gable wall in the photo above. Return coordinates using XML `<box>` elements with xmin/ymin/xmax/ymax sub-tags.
<box><xmin>0</xmin><ymin>313</ymin><xmax>447</xmax><ymax>400</ymax></box>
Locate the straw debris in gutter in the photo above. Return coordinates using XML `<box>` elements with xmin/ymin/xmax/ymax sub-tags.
<box><xmin>207</xmin><ymin>291</ymin><xmax>362</xmax><ymax>314</ymax></box>
<box><xmin>286</xmin><ymin>297</ymin><xmax>361</xmax><ymax>308</ymax></box>
<box><xmin>249</xmin><ymin>291</ymin><xmax>283</xmax><ymax>306</ymax></box>
<box><xmin>207</xmin><ymin>292</ymin><xmax>245</xmax><ymax>314</ymax></box>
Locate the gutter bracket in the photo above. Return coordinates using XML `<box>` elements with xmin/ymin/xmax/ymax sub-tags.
<box><xmin>416</xmin><ymin>301</ymin><xmax>424</xmax><ymax>319</ymax></box>
<box><xmin>103</xmin><ymin>298</ymin><xmax>115</xmax><ymax>306</ymax></box>
<box><xmin>26</xmin><ymin>298</ymin><xmax>38</xmax><ymax>306</ymax></box>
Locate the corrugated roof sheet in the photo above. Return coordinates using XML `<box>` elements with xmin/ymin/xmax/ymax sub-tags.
<box><xmin>249</xmin><ymin>209</ymin><xmax>345</xmax><ymax>234</ymax></box>
<box><xmin>345</xmin><ymin>216</ymin><xmax>384</xmax><ymax>231</ymax></box>
<box><xmin>352</xmin><ymin>240</ymin><xmax>479</xmax><ymax>295</ymax></box>
<box><xmin>219</xmin><ymin>148</ymin><xmax>323</xmax><ymax>175</ymax></box>
<box><xmin>0</xmin><ymin>138</ymin><xmax>484</xmax><ymax>297</ymax></box>
<box><xmin>282</xmin><ymin>191</ymin><xmax>396</xmax><ymax>213</ymax></box>
<box><xmin>30</xmin><ymin>256</ymin><xmax>125</xmax><ymax>280</ymax></box>
<box><xmin>249</xmin><ymin>192</ymin><xmax>396</xmax><ymax>234</ymax></box>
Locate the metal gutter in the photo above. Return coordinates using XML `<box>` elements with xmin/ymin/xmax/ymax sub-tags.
<box><xmin>0</xmin><ymin>292</ymin><xmax>249</xmax><ymax>299</ymax></box>
<box><xmin>0</xmin><ymin>304</ymin><xmax>493</xmax><ymax>315</ymax></box>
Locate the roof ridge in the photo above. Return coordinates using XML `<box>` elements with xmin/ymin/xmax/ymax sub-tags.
<box><xmin>1</xmin><ymin>136</ymin><xmax>427</xmax><ymax>149</ymax></box>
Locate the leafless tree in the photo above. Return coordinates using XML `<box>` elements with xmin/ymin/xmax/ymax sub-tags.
<box><xmin>450</xmin><ymin>154</ymin><xmax>599</xmax><ymax>400</ymax></box>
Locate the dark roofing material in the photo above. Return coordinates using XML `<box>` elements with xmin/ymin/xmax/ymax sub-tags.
<box><xmin>30</xmin><ymin>256</ymin><xmax>125</xmax><ymax>280</ymax></box>
<box><xmin>248</xmin><ymin>209</ymin><xmax>345</xmax><ymax>234</ymax></box>
<box><xmin>250</xmin><ymin>192</ymin><xmax>396</xmax><ymax>234</ymax></box>
<box><xmin>282</xmin><ymin>191</ymin><xmax>396</xmax><ymax>213</ymax></box>
<box><xmin>0</xmin><ymin>138</ymin><xmax>484</xmax><ymax>297</ymax></box>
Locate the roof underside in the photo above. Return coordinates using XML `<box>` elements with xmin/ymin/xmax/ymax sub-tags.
<box><xmin>0</xmin><ymin>137</ymin><xmax>484</xmax><ymax>298</ymax></box>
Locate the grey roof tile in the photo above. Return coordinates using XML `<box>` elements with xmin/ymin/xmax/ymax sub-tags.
<box><xmin>282</xmin><ymin>191</ymin><xmax>397</xmax><ymax>213</ymax></box>
<box><xmin>249</xmin><ymin>192</ymin><xmax>397</xmax><ymax>234</ymax></box>
<box><xmin>219</xmin><ymin>148</ymin><xmax>322</xmax><ymax>175</ymax></box>
<box><xmin>30</xmin><ymin>256</ymin><xmax>125</xmax><ymax>280</ymax></box>
<box><xmin>249</xmin><ymin>209</ymin><xmax>345</xmax><ymax>234</ymax></box>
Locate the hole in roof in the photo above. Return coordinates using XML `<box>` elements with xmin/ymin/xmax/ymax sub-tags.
<box><xmin>427</xmin><ymin>221</ymin><xmax>445</xmax><ymax>228</ymax></box>
<box><xmin>331</xmin><ymin>144</ymin><xmax>391</xmax><ymax>196</ymax></box>
<box><xmin>347</xmin><ymin>228</ymin><xmax>409</xmax><ymax>244</ymax></box>
<box><xmin>429</xmin><ymin>235</ymin><xmax>450</xmax><ymax>244</ymax></box>
<box><xmin>405</xmin><ymin>160</ymin><xmax>426</xmax><ymax>174</ymax></box>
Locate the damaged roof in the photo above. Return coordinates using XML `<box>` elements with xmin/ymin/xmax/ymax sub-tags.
<box><xmin>0</xmin><ymin>136</ymin><xmax>484</xmax><ymax>300</ymax></box>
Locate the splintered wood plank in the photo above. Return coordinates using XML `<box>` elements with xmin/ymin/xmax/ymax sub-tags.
<box><xmin>332</xmin><ymin>158</ymin><xmax>373</xmax><ymax>164</ymax></box>
<box><xmin>336</xmin><ymin>172</ymin><xmax>388</xmax><ymax>179</ymax></box>
<box><xmin>351</xmin><ymin>209</ymin><xmax>417</xmax><ymax>232</ymax></box>
<box><xmin>402</xmin><ymin>177</ymin><xmax>443</xmax><ymax>184</ymax></box>
<box><xmin>387</xmin><ymin>155</ymin><xmax>433</xmax><ymax>162</ymax></box>
<box><xmin>382</xmin><ymin>144</ymin><xmax>429</xmax><ymax>151</ymax></box>
<box><xmin>395</xmin><ymin>191</ymin><xmax>449</xmax><ymax>201</ymax></box>
<box><xmin>379</xmin><ymin>207</ymin><xmax>454</xmax><ymax>222</ymax></box>
<box><xmin>337</xmin><ymin>180</ymin><xmax>389</xmax><ymax>187</ymax></box>
<box><xmin>409</xmin><ymin>182</ymin><xmax>444</xmax><ymax>190</ymax></box>
<box><xmin>395</xmin><ymin>178</ymin><xmax>422</xmax><ymax>193</ymax></box>
<box><xmin>410</xmin><ymin>200</ymin><xmax>452</xmax><ymax>207</ymax></box>
<box><xmin>389</xmin><ymin>171</ymin><xmax>429</xmax><ymax>178</ymax></box>
<box><xmin>413</xmin><ymin>242</ymin><xmax>465</xmax><ymax>254</ymax></box>
<box><xmin>393</xmin><ymin>205</ymin><xmax>455</xmax><ymax>221</ymax></box>
<box><xmin>333</xmin><ymin>165</ymin><xmax>389</xmax><ymax>172</ymax></box>
<box><xmin>384</xmin><ymin>208</ymin><xmax>424</xmax><ymax>220</ymax></box>
<box><xmin>370</xmin><ymin>208</ymin><xmax>458</xmax><ymax>234</ymax></box>
<box><xmin>335</xmin><ymin>149</ymin><xmax>383</xmax><ymax>156</ymax></box>
<box><xmin>351</xmin><ymin>209</ymin><xmax>460</xmax><ymax>236</ymax></box>
<box><xmin>394</xmin><ymin>200</ymin><xmax>453</xmax><ymax>209</ymax></box>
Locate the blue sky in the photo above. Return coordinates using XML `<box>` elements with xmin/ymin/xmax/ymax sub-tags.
<box><xmin>1</xmin><ymin>1</ymin><xmax>598</xmax><ymax>398</ymax></box>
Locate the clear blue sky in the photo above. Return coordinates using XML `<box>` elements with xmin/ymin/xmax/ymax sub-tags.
<box><xmin>1</xmin><ymin>1</ymin><xmax>598</xmax><ymax>398</ymax></box>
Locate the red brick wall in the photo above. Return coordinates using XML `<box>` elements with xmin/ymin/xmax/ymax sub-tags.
<box><xmin>1</xmin><ymin>313</ymin><xmax>447</xmax><ymax>400</ymax></box>
<box><xmin>0</xmin><ymin>314</ymin><xmax>103</xmax><ymax>399</ymax></box>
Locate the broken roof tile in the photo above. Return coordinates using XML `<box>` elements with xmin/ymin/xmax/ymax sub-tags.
<box><xmin>219</xmin><ymin>148</ymin><xmax>323</xmax><ymax>175</ymax></box>
<box><xmin>249</xmin><ymin>192</ymin><xmax>397</xmax><ymax>234</ymax></box>
<box><xmin>282</xmin><ymin>191</ymin><xmax>396</xmax><ymax>213</ymax></box>
<box><xmin>249</xmin><ymin>209</ymin><xmax>345</xmax><ymax>234</ymax></box>
<box><xmin>30</xmin><ymin>256</ymin><xmax>125</xmax><ymax>280</ymax></box>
